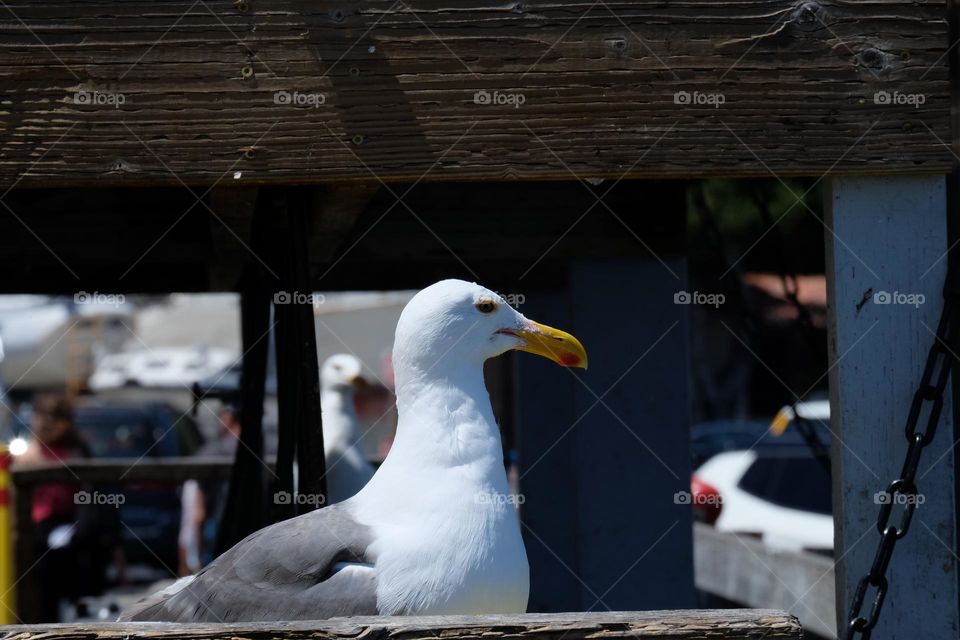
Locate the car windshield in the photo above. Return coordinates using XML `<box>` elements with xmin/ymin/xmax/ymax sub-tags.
<box><xmin>74</xmin><ymin>409</ymin><xmax>157</xmax><ymax>458</ymax></box>
<box><xmin>737</xmin><ymin>450</ymin><xmax>833</xmax><ymax>515</ymax></box>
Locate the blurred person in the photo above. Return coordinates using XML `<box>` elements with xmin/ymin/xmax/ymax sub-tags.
<box><xmin>178</xmin><ymin>405</ymin><xmax>239</xmax><ymax>574</ymax></box>
<box><xmin>14</xmin><ymin>393</ymin><xmax>116</xmax><ymax>621</ymax></box>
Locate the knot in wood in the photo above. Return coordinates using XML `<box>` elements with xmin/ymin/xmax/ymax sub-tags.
<box><xmin>792</xmin><ymin>1</ymin><xmax>823</xmax><ymax>32</ymax></box>
<box><xmin>857</xmin><ymin>47</ymin><xmax>885</xmax><ymax>70</ymax></box>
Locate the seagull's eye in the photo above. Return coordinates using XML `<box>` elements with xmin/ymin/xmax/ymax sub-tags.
<box><xmin>475</xmin><ymin>300</ymin><xmax>497</xmax><ymax>314</ymax></box>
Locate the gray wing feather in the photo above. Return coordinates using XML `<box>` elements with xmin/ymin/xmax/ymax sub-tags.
<box><xmin>119</xmin><ymin>504</ymin><xmax>377</xmax><ymax>622</ymax></box>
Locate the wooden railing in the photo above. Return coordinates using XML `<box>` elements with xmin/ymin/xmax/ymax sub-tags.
<box><xmin>0</xmin><ymin>611</ymin><xmax>802</xmax><ymax>639</ymax></box>
<box><xmin>10</xmin><ymin>457</ymin><xmax>238</xmax><ymax>623</ymax></box>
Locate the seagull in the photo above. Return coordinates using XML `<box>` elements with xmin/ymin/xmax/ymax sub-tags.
<box><xmin>320</xmin><ymin>353</ymin><xmax>375</xmax><ymax>504</ymax></box>
<box><xmin>120</xmin><ymin>279</ymin><xmax>587</xmax><ymax>622</ymax></box>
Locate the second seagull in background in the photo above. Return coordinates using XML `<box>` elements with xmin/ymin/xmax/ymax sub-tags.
<box><xmin>320</xmin><ymin>354</ymin><xmax>375</xmax><ymax>504</ymax></box>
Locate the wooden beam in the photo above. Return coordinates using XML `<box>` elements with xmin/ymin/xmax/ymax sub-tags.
<box><xmin>0</xmin><ymin>1</ymin><xmax>950</xmax><ymax>187</ymax></box>
<box><xmin>271</xmin><ymin>188</ymin><xmax>327</xmax><ymax>515</ymax></box>
<box><xmin>309</xmin><ymin>184</ymin><xmax>380</xmax><ymax>265</ymax></box>
<box><xmin>0</xmin><ymin>611</ymin><xmax>802</xmax><ymax>640</ymax></box>
<box><xmin>207</xmin><ymin>187</ymin><xmax>260</xmax><ymax>291</ymax></box>
<box><xmin>217</xmin><ymin>250</ymin><xmax>272</xmax><ymax>553</ymax></box>
<box><xmin>694</xmin><ymin>524</ymin><xmax>836</xmax><ymax>639</ymax></box>
<box><xmin>825</xmin><ymin>175</ymin><xmax>959</xmax><ymax>639</ymax></box>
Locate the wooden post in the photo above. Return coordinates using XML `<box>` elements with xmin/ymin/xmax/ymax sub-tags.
<box><xmin>216</xmin><ymin>198</ymin><xmax>271</xmax><ymax>553</ymax></box>
<box><xmin>272</xmin><ymin>189</ymin><xmax>326</xmax><ymax>516</ymax></box>
<box><xmin>568</xmin><ymin>258</ymin><xmax>694</xmax><ymax>610</ymax></box>
<box><xmin>825</xmin><ymin>175</ymin><xmax>960</xmax><ymax>638</ymax></box>
<box><xmin>518</xmin><ymin>183</ymin><xmax>693</xmax><ymax>611</ymax></box>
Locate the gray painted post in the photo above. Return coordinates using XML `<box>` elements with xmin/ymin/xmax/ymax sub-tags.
<box><xmin>518</xmin><ymin>258</ymin><xmax>694</xmax><ymax>611</ymax></box>
<box><xmin>826</xmin><ymin>175</ymin><xmax>959</xmax><ymax>638</ymax></box>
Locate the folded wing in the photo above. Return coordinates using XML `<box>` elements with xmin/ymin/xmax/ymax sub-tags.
<box><xmin>119</xmin><ymin>504</ymin><xmax>377</xmax><ymax>622</ymax></box>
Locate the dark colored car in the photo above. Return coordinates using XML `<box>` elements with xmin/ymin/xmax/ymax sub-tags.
<box><xmin>73</xmin><ymin>402</ymin><xmax>203</xmax><ymax>570</ymax></box>
<box><xmin>690</xmin><ymin>417</ymin><xmax>832</xmax><ymax>469</ymax></box>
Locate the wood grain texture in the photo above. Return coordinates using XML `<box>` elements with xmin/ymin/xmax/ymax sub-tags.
<box><xmin>0</xmin><ymin>611</ymin><xmax>802</xmax><ymax>639</ymax></box>
<box><xmin>0</xmin><ymin>0</ymin><xmax>951</xmax><ymax>187</ymax></box>
<box><xmin>694</xmin><ymin>523</ymin><xmax>835</xmax><ymax>638</ymax></box>
<box><xmin>825</xmin><ymin>175</ymin><xmax>959</xmax><ymax>639</ymax></box>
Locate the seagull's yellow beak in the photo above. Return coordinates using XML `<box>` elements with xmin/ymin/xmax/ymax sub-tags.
<box><xmin>502</xmin><ymin>320</ymin><xmax>588</xmax><ymax>369</ymax></box>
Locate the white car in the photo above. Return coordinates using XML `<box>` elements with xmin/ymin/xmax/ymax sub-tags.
<box><xmin>694</xmin><ymin>447</ymin><xmax>834</xmax><ymax>552</ymax></box>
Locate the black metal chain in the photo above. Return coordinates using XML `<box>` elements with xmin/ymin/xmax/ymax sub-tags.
<box><xmin>844</xmin><ymin>276</ymin><xmax>960</xmax><ymax>639</ymax></box>
<box><xmin>792</xmin><ymin>414</ymin><xmax>832</xmax><ymax>473</ymax></box>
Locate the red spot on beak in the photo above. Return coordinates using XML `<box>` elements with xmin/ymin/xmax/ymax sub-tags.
<box><xmin>560</xmin><ymin>353</ymin><xmax>581</xmax><ymax>367</ymax></box>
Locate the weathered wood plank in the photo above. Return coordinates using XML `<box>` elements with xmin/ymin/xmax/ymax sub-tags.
<box><xmin>825</xmin><ymin>175</ymin><xmax>959</xmax><ymax>639</ymax></box>
<box><xmin>0</xmin><ymin>1</ymin><xmax>951</xmax><ymax>186</ymax></box>
<box><xmin>0</xmin><ymin>611</ymin><xmax>802</xmax><ymax>639</ymax></box>
<box><xmin>694</xmin><ymin>523</ymin><xmax>836</xmax><ymax>639</ymax></box>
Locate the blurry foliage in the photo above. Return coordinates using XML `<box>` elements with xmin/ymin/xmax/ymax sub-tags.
<box><xmin>685</xmin><ymin>178</ymin><xmax>829</xmax><ymax>420</ymax></box>
<box><xmin>687</xmin><ymin>178</ymin><xmax>825</xmax><ymax>278</ymax></box>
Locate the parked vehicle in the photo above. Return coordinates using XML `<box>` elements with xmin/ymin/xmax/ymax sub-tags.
<box><xmin>71</xmin><ymin>402</ymin><xmax>203</xmax><ymax>570</ymax></box>
<box><xmin>690</xmin><ymin>402</ymin><xmax>833</xmax><ymax>552</ymax></box>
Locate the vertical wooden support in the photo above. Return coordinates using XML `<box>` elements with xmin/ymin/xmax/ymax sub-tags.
<box><xmin>826</xmin><ymin>175</ymin><xmax>959</xmax><ymax>638</ymax></box>
<box><xmin>272</xmin><ymin>188</ymin><xmax>326</xmax><ymax>516</ymax></box>
<box><xmin>216</xmin><ymin>201</ymin><xmax>270</xmax><ymax>554</ymax></box>
<box><xmin>518</xmin><ymin>184</ymin><xmax>693</xmax><ymax>611</ymax></box>
<box><xmin>568</xmin><ymin>259</ymin><xmax>694</xmax><ymax>610</ymax></box>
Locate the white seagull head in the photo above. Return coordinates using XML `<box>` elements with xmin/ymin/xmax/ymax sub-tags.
<box><xmin>321</xmin><ymin>353</ymin><xmax>366</xmax><ymax>392</ymax></box>
<box><xmin>393</xmin><ymin>279</ymin><xmax>588</xmax><ymax>374</ymax></box>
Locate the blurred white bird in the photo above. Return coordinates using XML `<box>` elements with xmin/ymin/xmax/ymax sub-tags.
<box><xmin>320</xmin><ymin>353</ymin><xmax>375</xmax><ymax>503</ymax></box>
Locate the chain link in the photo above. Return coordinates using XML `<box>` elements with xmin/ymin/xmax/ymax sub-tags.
<box><xmin>844</xmin><ymin>280</ymin><xmax>960</xmax><ymax>639</ymax></box>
